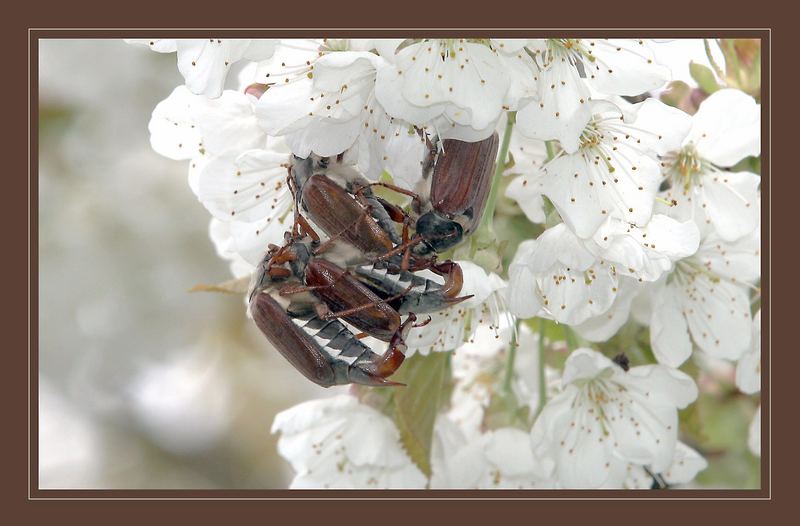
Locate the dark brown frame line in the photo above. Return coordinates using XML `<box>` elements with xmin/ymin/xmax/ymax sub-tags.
<box><xmin>29</xmin><ymin>29</ymin><xmax>770</xmax><ymax>500</ymax></box>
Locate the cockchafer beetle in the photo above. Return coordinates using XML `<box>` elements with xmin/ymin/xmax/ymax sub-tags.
<box><xmin>248</xmin><ymin>233</ymin><xmax>418</xmax><ymax>387</ymax></box>
<box><xmin>346</xmin><ymin>132</ymin><xmax>500</xmax><ymax>257</ymax></box>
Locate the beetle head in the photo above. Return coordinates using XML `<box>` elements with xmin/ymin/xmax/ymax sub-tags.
<box><xmin>415</xmin><ymin>211</ymin><xmax>464</xmax><ymax>253</ymax></box>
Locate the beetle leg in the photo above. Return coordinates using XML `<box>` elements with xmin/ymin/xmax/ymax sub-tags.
<box><xmin>375</xmin><ymin>197</ymin><xmax>409</xmax><ymax>224</ymax></box>
<box><xmin>430</xmin><ymin>260</ymin><xmax>465</xmax><ymax>298</ymax></box>
<box><xmin>353</xmin><ymin>182</ymin><xmax>424</xmax><ymax>211</ymax></box>
<box><xmin>420</xmin><ymin>131</ymin><xmax>440</xmax><ymax>178</ymax></box>
<box><xmin>347</xmin><ymin>313</ymin><xmax>417</xmax><ymax>387</ymax></box>
<box><xmin>401</xmin><ymin>244</ymin><xmax>412</xmax><ymax>272</ymax></box>
<box><xmin>279</xmin><ymin>283</ymin><xmax>331</xmax><ymax>296</ymax></box>
<box><xmin>295</xmin><ymin>214</ymin><xmax>321</xmax><ymax>242</ymax></box>
<box><xmin>354</xmin><ymin>193</ymin><xmax>403</xmax><ymax>245</ymax></box>
<box><xmin>271</xmin><ymin>250</ymin><xmax>297</xmax><ymax>265</ymax></box>
<box><xmin>371</xmin><ymin>234</ymin><xmax>424</xmax><ymax>263</ymax></box>
<box><xmin>286</xmin><ymin>171</ymin><xmax>305</xmax><ymax>237</ymax></box>
<box><xmin>319</xmin><ymin>284</ymin><xmax>414</xmax><ymax>320</ymax></box>
<box><xmin>413</xmin><ymin>316</ymin><xmax>432</xmax><ymax>328</ymax></box>
<box><xmin>267</xmin><ymin>266</ymin><xmax>292</xmax><ymax>279</ymax></box>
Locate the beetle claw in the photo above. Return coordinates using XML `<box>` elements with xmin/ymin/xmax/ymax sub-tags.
<box><xmin>412</xmin><ymin>316</ymin><xmax>433</xmax><ymax>328</ymax></box>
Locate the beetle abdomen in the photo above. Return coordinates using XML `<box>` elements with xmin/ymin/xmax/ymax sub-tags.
<box><xmin>289</xmin><ymin>310</ymin><xmax>394</xmax><ymax>386</ymax></box>
<box><xmin>355</xmin><ymin>262</ymin><xmax>460</xmax><ymax>315</ymax></box>
<box><xmin>250</xmin><ymin>293</ymin><xmax>337</xmax><ymax>387</ymax></box>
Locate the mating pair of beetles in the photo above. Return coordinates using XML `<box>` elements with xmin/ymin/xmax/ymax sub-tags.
<box><xmin>247</xmin><ymin>131</ymin><xmax>500</xmax><ymax>388</ymax></box>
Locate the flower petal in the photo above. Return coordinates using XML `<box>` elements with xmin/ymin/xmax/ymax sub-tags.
<box><xmin>395</xmin><ymin>40</ymin><xmax>509</xmax><ymax>131</ymax></box>
<box><xmin>662</xmin><ymin>442</ymin><xmax>708</xmax><ymax>485</ymax></box>
<box><xmin>126</xmin><ymin>39</ymin><xmax>177</xmax><ymax>53</ymax></box>
<box><xmin>176</xmin><ymin>39</ymin><xmax>267</xmax><ymax>98</ymax></box>
<box><xmin>679</xmin><ymin>276</ymin><xmax>753</xmax><ymax>361</ymax></box>
<box><xmin>539</xmin><ymin>142</ymin><xmax>661</xmax><ymax>239</ymax></box>
<box><xmin>626</xmin><ymin>97</ymin><xmax>692</xmax><ymax>156</ymax></box>
<box><xmin>148</xmin><ymin>86</ymin><xmax>204</xmax><ymax>160</ymax></box>
<box><xmin>574</xmin><ymin>277</ymin><xmax>639</xmax><ymax>341</ymax></box>
<box><xmin>650</xmin><ymin>282</ymin><xmax>693</xmax><ymax>367</ymax></box>
<box><xmin>196</xmin><ymin>149</ymin><xmax>292</xmax><ymax>224</ymax></box>
<box><xmin>688</xmin><ymin>88</ymin><xmax>760</xmax><ymax>166</ymax></box>
<box><xmin>583</xmin><ymin>39</ymin><xmax>670</xmax><ymax>96</ymax></box>
<box><xmin>505</xmin><ymin>174</ymin><xmax>546</xmax><ymax>224</ymax></box>
<box><xmin>194</xmin><ymin>90</ymin><xmax>266</xmax><ymax>154</ymax></box>
<box><xmin>516</xmin><ymin>61</ymin><xmax>591</xmax><ymax>154</ymax></box>
<box><xmin>700</xmin><ymin>170</ymin><xmax>760</xmax><ymax>242</ymax></box>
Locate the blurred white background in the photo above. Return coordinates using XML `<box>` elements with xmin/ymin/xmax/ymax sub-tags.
<box><xmin>38</xmin><ymin>39</ymin><xmax>330</xmax><ymax>489</ymax></box>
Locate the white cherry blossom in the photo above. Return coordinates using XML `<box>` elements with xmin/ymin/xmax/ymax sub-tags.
<box><xmin>507</xmin><ymin>223</ymin><xmax>618</xmax><ymax>325</ymax></box>
<box><xmin>647</xmin><ymin>227</ymin><xmax>760</xmax><ymax>367</ymax></box>
<box><xmin>271</xmin><ymin>395</ymin><xmax>426</xmax><ymax>489</ymax></box>
<box><xmin>590</xmin><ymin>214</ymin><xmax>700</xmax><ymax>282</ymax></box>
<box><xmin>516</xmin><ymin>98</ymin><xmax>690</xmax><ymax>238</ymax></box>
<box><xmin>507</xmin><ymin>215</ymin><xmax>695</xmax><ymax>327</ymax></box>
<box><xmin>446</xmin><ymin>324</ymin><xmax>513</xmax><ymax>437</ymax></box>
<box><xmin>516</xmin><ymin>39</ymin><xmax>670</xmax><ymax>152</ymax></box>
<box><xmin>445</xmin><ymin>322</ymin><xmax>551</xmax><ymax>439</ymax></box>
<box><xmin>208</xmin><ymin>218</ymin><xmax>263</xmax><ymax>278</ymax></box>
<box><xmin>737</xmin><ymin>311</ymin><xmax>762</xmax><ymax>459</ymax></box>
<box><xmin>574</xmin><ymin>277</ymin><xmax>640</xmax><ymax>342</ymax></box>
<box><xmin>256</xmin><ymin>51</ymin><xmax>382</xmax><ymax>156</ymax></box>
<box><xmin>255</xmin><ymin>46</ymin><xmax>428</xmax><ymax>187</ymax></box>
<box><xmin>503</xmin><ymin>128</ymin><xmax>549</xmax><ymax>224</ymax></box>
<box><xmin>375</xmin><ymin>39</ymin><xmax>511</xmax><ymax>137</ymax></box>
<box><xmin>196</xmin><ymin>147</ymin><xmax>294</xmax><ymax>265</ymax></box>
<box><xmin>475</xmin><ymin>427</ymin><xmax>555</xmax><ymax>488</ymax></box>
<box><xmin>655</xmin><ymin>89</ymin><xmax>761</xmax><ymax>242</ymax></box>
<box><xmin>128</xmin><ymin>39</ymin><xmax>277</xmax><ymax>97</ymax></box>
<box><xmin>531</xmin><ymin>348</ymin><xmax>697</xmax><ymax>489</ymax></box>
<box><xmin>624</xmin><ymin>442</ymin><xmax>708</xmax><ymax>489</ymax></box>
<box><xmin>571</xmin><ymin>214</ymin><xmax>699</xmax><ymax>341</ymax></box>
<box><xmin>149</xmin><ymin>85</ymin><xmax>266</xmax><ymax>161</ymax></box>
<box><xmin>431</xmin><ymin>418</ymin><xmax>553</xmax><ymax>489</ymax></box>
<box><xmin>148</xmin><ymin>85</ymin><xmax>267</xmax><ymax>194</ymax></box>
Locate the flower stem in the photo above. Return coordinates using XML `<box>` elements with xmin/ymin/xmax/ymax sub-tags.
<box><xmin>704</xmin><ymin>39</ymin><xmax>726</xmax><ymax>81</ymax></box>
<box><xmin>503</xmin><ymin>319</ymin><xmax>520</xmax><ymax>394</ymax></box>
<box><xmin>565</xmin><ymin>326</ymin><xmax>580</xmax><ymax>351</ymax></box>
<box><xmin>536</xmin><ymin>319</ymin><xmax>547</xmax><ymax>416</ymax></box>
<box><xmin>545</xmin><ymin>140</ymin><xmax>557</xmax><ymax>162</ymax></box>
<box><xmin>477</xmin><ymin>111</ymin><xmax>516</xmax><ymax>237</ymax></box>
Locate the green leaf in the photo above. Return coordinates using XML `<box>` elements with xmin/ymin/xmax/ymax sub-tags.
<box><xmin>389</xmin><ymin>352</ymin><xmax>449</xmax><ymax>477</ymax></box>
<box><xmin>689</xmin><ymin>61</ymin><xmax>721</xmax><ymax>95</ymax></box>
